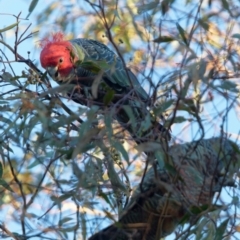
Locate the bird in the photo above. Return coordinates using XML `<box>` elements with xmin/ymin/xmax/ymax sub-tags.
<box><xmin>88</xmin><ymin>137</ymin><xmax>237</xmax><ymax>240</ymax></box>
<box><xmin>39</xmin><ymin>32</ymin><xmax>170</xmax><ymax>143</ymax></box>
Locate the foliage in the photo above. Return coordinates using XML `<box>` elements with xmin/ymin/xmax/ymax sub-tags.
<box><xmin>0</xmin><ymin>0</ymin><xmax>239</xmax><ymax>239</ymax></box>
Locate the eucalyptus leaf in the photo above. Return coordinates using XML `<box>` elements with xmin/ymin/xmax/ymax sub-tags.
<box><xmin>153</xmin><ymin>36</ymin><xmax>175</xmax><ymax>43</ymax></box>
<box><xmin>232</xmin><ymin>33</ymin><xmax>240</xmax><ymax>39</ymax></box>
<box><xmin>0</xmin><ymin>23</ymin><xmax>19</xmax><ymax>33</ymax></box>
<box><xmin>0</xmin><ymin>179</ymin><xmax>13</xmax><ymax>192</ymax></box>
<box><xmin>27</xmin><ymin>0</ymin><xmax>39</xmax><ymax>18</ymax></box>
<box><xmin>177</xmin><ymin>23</ymin><xmax>188</xmax><ymax>46</ymax></box>
<box><xmin>138</xmin><ymin>1</ymin><xmax>159</xmax><ymax>14</ymax></box>
<box><xmin>214</xmin><ymin>218</ymin><xmax>229</xmax><ymax>240</ymax></box>
<box><xmin>59</xmin><ymin>217</ymin><xmax>73</xmax><ymax>226</ymax></box>
<box><xmin>0</xmin><ymin>162</ymin><xmax>2</xmax><ymax>179</ymax></box>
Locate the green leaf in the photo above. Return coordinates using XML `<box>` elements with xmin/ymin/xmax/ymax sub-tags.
<box><xmin>180</xmin><ymin>204</ymin><xmax>209</xmax><ymax>224</ymax></box>
<box><xmin>155</xmin><ymin>150</ymin><xmax>165</xmax><ymax>168</ymax></box>
<box><xmin>221</xmin><ymin>0</ymin><xmax>230</xmax><ymax>11</ymax></box>
<box><xmin>198</xmin><ymin>60</ymin><xmax>207</xmax><ymax>79</ymax></box>
<box><xmin>165</xmin><ymin>163</ymin><xmax>177</xmax><ymax>175</ymax></box>
<box><xmin>138</xmin><ymin>1</ymin><xmax>159</xmax><ymax>14</ymax></box>
<box><xmin>60</xmin><ymin>148</ymin><xmax>74</xmax><ymax>160</ymax></box>
<box><xmin>27</xmin><ymin>0</ymin><xmax>39</xmax><ymax>18</ymax></box>
<box><xmin>98</xmin><ymin>192</ymin><xmax>112</xmax><ymax>205</ymax></box>
<box><xmin>0</xmin><ymin>179</ymin><xmax>13</xmax><ymax>192</ymax></box>
<box><xmin>171</xmin><ymin>116</ymin><xmax>188</xmax><ymax>124</ymax></box>
<box><xmin>27</xmin><ymin>159</ymin><xmax>41</xmax><ymax>169</ymax></box>
<box><xmin>122</xmin><ymin>105</ymin><xmax>137</xmax><ymax>131</ymax></box>
<box><xmin>196</xmin><ymin>217</ymin><xmax>209</xmax><ymax>240</ymax></box>
<box><xmin>86</xmin><ymin>105</ymin><xmax>99</xmax><ymax>120</ymax></box>
<box><xmin>91</xmin><ymin>70</ymin><xmax>104</xmax><ymax>99</ymax></box>
<box><xmin>0</xmin><ymin>162</ymin><xmax>2</xmax><ymax>179</ymax></box>
<box><xmin>0</xmin><ymin>23</ymin><xmax>19</xmax><ymax>33</ymax></box>
<box><xmin>103</xmin><ymin>114</ymin><xmax>113</xmax><ymax>139</ymax></box>
<box><xmin>39</xmin><ymin>84</ymin><xmax>73</xmax><ymax>97</ymax></box>
<box><xmin>107</xmin><ymin>157</ymin><xmax>126</xmax><ymax>192</ymax></box>
<box><xmin>231</xmin><ymin>196</ymin><xmax>239</xmax><ymax>206</ymax></box>
<box><xmin>71</xmin><ymin>44</ymin><xmax>85</xmax><ymax>63</ymax></box>
<box><xmin>177</xmin><ymin>23</ymin><xmax>188</xmax><ymax>46</ymax></box>
<box><xmin>154</xmin><ymin>99</ymin><xmax>174</xmax><ymax>116</ymax></box>
<box><xmin>72</xmin><ymin>161</ymin><xmax>84</xmax><ymax>181</ymax></box>
<box><xmin>232</xmin><ymin>33</ymin><xmax>240</xmax><ymax>39</ymax></box>
<box><xmin>80</xmin><ymin>211</ymin><xmax>87</xmax><ymax>239</ymax></box>
<box><xmin>140</xmin><ymin>113</ymin><xmax>151</xmax><ymax>132</ymax></box>
<box><xmin>0</xmin><ymin>101</ymin><xmax>10</xmax><ymax>105</ymax></box>
<box><xmin>1</xmin><ymin>142</ymin><xmax>14</xmax><ymax>153</ymax></box>
<box><xmin>93</xmin><ymin>60</ymin><xmax>110</xmax><ymax>70</ymax></box>
<box><xmin>198</xmin><ymin>18</ymin><xmax>209</xmax><ymax>31</ymax></box>
<box><xmin>113</xmin><ymin>141</ymin><xmax>129</xmax><ymax>164</ymax></box>
<box><xmin>59</xmin><ymin>226</ymin><xmax>77</xmax><ymax>232</ymax></box>
<box><xmin>219</xmin><ymin>80</ymin><xmax>238</xmax><ymax>92</ymax></box>
<box><xmin>1</xmin><ymin>72</ymin><xmax>13</xmax><ymax>81</ymax></box>
<box><xmin>214</xmin><ymin>218</ymin><xmax>229</xmax><ymax>240</ymax></box>
<box><xmin>185</xmin><ymin>55</ymin><xmax>198</xmax><ymax>66</ymax></box>
<box><xmin>161</xmin><ymin>0</ymin><xmax>174</xmax><ymax>15</ymax></box>
<box><xmin>103</xmin><ymin>89</ymin><xmax>115</xmax><ymax>105</ymax></box>
<box><xmin>190</xmin><ymin>204</ymin><xmax>209</xmax><ymax>215</ymax></box>
<box><xmin>153</xmin><ymin>36</ymin><xmax>175</xmax><ymax>43</ymax></box>
<box><xmin>79</xmin><ymin>59</ymin><xmax>110</xmax><ymax>73</ymax></box>
<box><xmin>59</xmin><ymin>217</ymin><xmax>73</xmax><ymax>226</ymax></box>
<box><xmin>178</xmin><ymin>78</ymin><xmax>190</xmax><ymax>98</ymax></box>
<box><xmin>51</xmin><ymin>193</ymin><xmax>73</xmax><ymax>208</ymax></box>
<box><xmin>113</xmin><ymin>9</ymin><xmax>121</xmax><ymax>20</ymax></box>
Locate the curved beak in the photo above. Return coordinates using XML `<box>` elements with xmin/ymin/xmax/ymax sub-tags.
<box><xmin>46</xmin><ymin>66</ymin><xmax>58</xmax><ymax>78</ymax></box>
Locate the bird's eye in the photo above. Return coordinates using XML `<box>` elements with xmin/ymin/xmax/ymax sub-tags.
<box><xmin>59</xmin><ymin>58</ymin><xmax>63</xmax><ymax>63</ymax></box>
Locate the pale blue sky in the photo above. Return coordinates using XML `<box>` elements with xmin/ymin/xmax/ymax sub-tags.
<box><xmin>0</xmin><ymin>0</ymin><xmax>43</xmax><ymax>74</ymax></box>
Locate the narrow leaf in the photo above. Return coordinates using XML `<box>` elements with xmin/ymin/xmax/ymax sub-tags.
<box><xmin>161</xmin><ymin>0</ymin><xmax>173</xmax><ymax>15</ymax></box>
<box><xmin>59</xmin><ymin>217</ymin><xmax>73</xmax><ymax>226</ymax></box>
<box><xmin>103</xmin><ymin>89</ymin><xmax>115</xmax><ymax>105</ymax></box>
<box><xmin>27</xmin><ymin>159</ymin><xmax>41</xmax><ymax>169</ymax></box>
<box><xmin>51</xmin><ymin>193</ymin><xmax>72</xmax><ymax>205</ymax></box>
<box><xmin>27</xmin><ymin>0</ymin><xmax>39</xmax><ymax>18</ymax></box>
<box><xmin>138</xmin><ymin>1</ymin><xmax>159</xmax><ymax>14</ymax></box>
<box><xmin>0</xmin><ymin>179</ymin><xmax>13</xmax><ymax>192</ymax></box>
<box><xmin>214</xmin><ymin>218</ymin><xmax>229</xmax><ymax>240</ymax></box>
<box><xmin>219</xmin><ymin>80</ymin><xmax>238</xmax><ymax>92</ymax></box>
<box><xmin>107</xmin><ymin>158</ymin><xmax>126</xmax><ymax>192</ymax></box>
<box><xmin>98</xmin><ymin>192</ymin><xmax>112</xmax><ymax>205</ymax></box>
<box><xmin>113</xmin><ymin>141</ymin><xmax>129</xmax><ymax>164</ymax></box>
<box><xmin>0</xmin><ymin>22</ymin><xmax>19</xmax><ymax>33</ymax></box>
<box><xmin>80</xmin><ymin>211</ymin><xmax>87</xmax><ymax>239</ymax></box>
<box><xmin>198</xmin><ymin>19</ymin><xmax>209</xmax><ymax>31</ymax></box>
<box><xmin>0</xmin><ymin>162</ymin><xmax>2</xmax><ymax>178</ymax></box>
<box><xmin>91</xmin><ymin>70</ymin><xmax>104</xmax><ymax>99</ymax></box>
<box><xmin>232</xmin><ymin>33</ymin><xmax>240</xmax><ymax>39</ymax></box>
<box><xmin>154</xmin><ymin>99</ymin><xmax>174</xmax><ymax>116</ymax></box>
<box><xmin>122</xmin><ymin>105</ymin><xmax>137</xmax><ymax>131</ymax></box>
<box><xmin>177</xmin><ymin>23</ymin><xmax>188</xmax><ymax>46</ymax></box>
<box><xmin>155</xmin><ymin>150</ymin><xmax>165</xmax><ymax>168</ymax></box>
<box><xmin>171</xmin><ymin>116</ymin><xmax>188</xmax><ymax>124</ymax></box>
<box><xmin>221</xmin><ymin>0</ymin><xmax>230</xmax><ymax>11</ymax></box>
<box><xmin>153</xmin><ymin>36</ymin><xmax>175</xmax><ymax>43</ymax></box>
